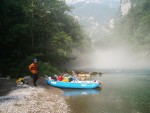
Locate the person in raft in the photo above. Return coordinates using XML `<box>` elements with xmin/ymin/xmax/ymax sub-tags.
<box><xmin>29</xmin><ymin>58</ymin><xmax>39</xmax><ymax>86</ymax></box>
<box><xmin>57</xmin><ymin>74</ymin><xmax>64</xmax><ymax>81</ymax></box>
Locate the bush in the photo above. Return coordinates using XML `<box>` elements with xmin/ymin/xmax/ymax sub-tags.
<box><xmin>39</xmin><ymin>62</ymin><xmax>61</xmax><ymax>77</ymax></box>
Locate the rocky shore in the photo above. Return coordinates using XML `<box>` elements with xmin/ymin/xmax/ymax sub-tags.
<box><xmin>0</xmin><ymin>78</ymin><xmax>70</xmax><ymax>113</ymax></box>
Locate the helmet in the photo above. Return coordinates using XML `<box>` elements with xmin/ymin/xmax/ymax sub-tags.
<box><xmin>33</xmin><ymin>58</ymin><xmax>37</xmax><ymax>62</ymax></box>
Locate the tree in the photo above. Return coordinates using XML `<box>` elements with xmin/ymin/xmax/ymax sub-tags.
<box><xmin>113</xmin><ymin>0</ymin><xmax>150</xmax><ymax>57</ymax></box>
<box><xmin>0</xmin><ymin>0</ymin><xmax>87</xmax><ymax>78</ymax></box>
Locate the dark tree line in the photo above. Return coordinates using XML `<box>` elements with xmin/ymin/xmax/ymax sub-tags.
<box><xmin>0</xmin><ymin>0</ymin><xmax>87</xmax><ymax>78</ymax></box>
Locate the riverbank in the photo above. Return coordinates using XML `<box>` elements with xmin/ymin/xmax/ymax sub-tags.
<box><xmin>0</xmin><ymin>78</ymin><xmax>70</xmax><ymax>113</ymax></box>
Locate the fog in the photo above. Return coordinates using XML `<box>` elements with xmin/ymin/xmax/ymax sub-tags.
<box><xmin>68</xmin><ymin>46</ymin><xmax>150</xmax><ymax>70</ymax></box>
<box><xmin>65</xmin><ymin>0</ymin><xmax>150</xmax><ymax>70</ymax></box>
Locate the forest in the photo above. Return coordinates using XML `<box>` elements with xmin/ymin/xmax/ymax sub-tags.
<box><xmin>0</xmin><ymin>0</ymin><xmax>149</xmax><ymax>78</ymax></box>
<box><xmin>0</xmin><ymin>0</ymin><xmax>87</xmax><ymax>78</ymax></box>
<box><xmin>113</xmin><ymin>0</ymin><xmax>150</xmax><ymax>57</ymax></box>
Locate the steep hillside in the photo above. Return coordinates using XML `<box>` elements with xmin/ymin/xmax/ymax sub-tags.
<box><xmin>66</xmin><ymin>0</ymin><xmax>121</xmax><ymax>41</ymax></box>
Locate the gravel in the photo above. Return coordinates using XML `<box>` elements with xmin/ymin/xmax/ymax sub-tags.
<box><xmin>0</xmin><ymin>86</ymin><xmax>70</xmax><ymax>113</ymax></box>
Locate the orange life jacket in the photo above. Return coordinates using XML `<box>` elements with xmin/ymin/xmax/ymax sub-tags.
<box><xmin>29</xmin><ymin>63</ymin><xmax>38</xmax><ymax>74</ymax></box>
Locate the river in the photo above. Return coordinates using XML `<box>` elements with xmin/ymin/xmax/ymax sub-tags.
<box><xmin>64</xmin><ymin>69</ymin><xmax>150</xmax><ymax>113</ymax></box>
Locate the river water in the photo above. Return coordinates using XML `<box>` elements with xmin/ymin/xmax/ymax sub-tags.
<box><xmin>64</xmin><ymin>69</ymin><xmax>150</xmax><ymax>113</ymax></box>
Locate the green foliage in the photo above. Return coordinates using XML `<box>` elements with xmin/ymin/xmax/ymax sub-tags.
<box><xmin>0</xmin><ymin>0</ymin><xmax>86</xmax><ymax>78</ymax></box>
<box><xmin>113</xmin><ymin>0</ymin><xmax>150</xmax><ymax>56</ymax></box>
<box><xmin>39</xmin><ymin>62</ymin><xmax>61</xmax><ymax>77</ymax></box>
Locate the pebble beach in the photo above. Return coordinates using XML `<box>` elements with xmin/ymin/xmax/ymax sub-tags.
<box><xmin>0</xmin><ymin>78</ymin><xmax>70</xmax><ymax>113</ymax></box>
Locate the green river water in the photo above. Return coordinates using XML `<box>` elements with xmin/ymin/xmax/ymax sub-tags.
<box><xmin>64</xmin><ymin>69</ymin><xmax>150</xmax><ymax>113</ymax></box>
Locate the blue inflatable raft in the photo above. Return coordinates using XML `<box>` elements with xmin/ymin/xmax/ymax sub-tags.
<box><xmin>46</xmin><ymin>79</ymin><xmax>100</xmax><ymax>89</ymax></box>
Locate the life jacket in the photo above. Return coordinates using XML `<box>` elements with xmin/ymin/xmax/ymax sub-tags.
<box><xmin>57</xmin><ymin>75</ymin><xmax>63</xmax><ymax>81</ymax></box>
<box><xmin>16</xmin><ymin>78</ymin><xmax>23</xmax><ymax>83</ymax></box>
<box><xmin>62</xmin><ymin>77</ymin><xmax>69</xmax><ymax>82</ymax></box>
<box><xmin>16</xmin><ymin>78</ymin><xmax>29</xmax><ymax>85</ymax></box>
<box><xmin>29</xmin><ymin>63</ymin><xmax>38</xmax><ymax>74</ymax></box>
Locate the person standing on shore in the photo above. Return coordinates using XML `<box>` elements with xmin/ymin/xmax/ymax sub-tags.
<box><xmin>29</xmin><ymin>58</ymin><xmax>39</xmax><ymax>86</ymax></box>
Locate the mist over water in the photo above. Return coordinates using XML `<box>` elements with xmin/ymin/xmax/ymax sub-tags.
<box><xmin>64</xmin><ymin>1</ymin><xmax>150</xmax><ymax>113</ymax></box>
<box><xmin>64</xmin><ymin>0</ymin><xmax>150</xmax><ymax>71</ymax></box>
<box><xmin>69</xmin><ymin>46</ymin><xmax>150</xmax><ymax>70</ymax></box>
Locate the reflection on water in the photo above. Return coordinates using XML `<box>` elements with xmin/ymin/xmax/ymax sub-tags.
<box><xmin>63</xmin><ymin>88</ymin><xmax>101</xmax><ymax>97</ymax></box>
<box><xmin>66</xmin><ymin>69</ymin><xmax>150</xmax><ymax>113</ymax></box>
